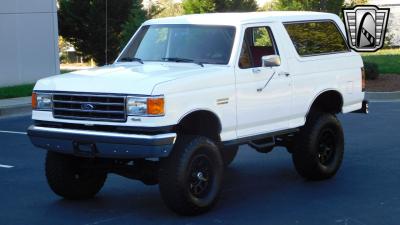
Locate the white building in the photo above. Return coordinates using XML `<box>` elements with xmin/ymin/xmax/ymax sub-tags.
<box><xmin>0</xmin><ymin>0</ymin><xmax>59</xmax><ymax>87</ymax></box>
<box><xmin>370</xmin><ymin>0</ymin><xmax>400</xmax><ymax>46</ymax></box>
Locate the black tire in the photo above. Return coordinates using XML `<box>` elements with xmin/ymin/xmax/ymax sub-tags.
<box><xmin>159</xmin><ymin>135</ymin><xmax>224</xmax><ymax>216</ymax></box>
<box><xmin>45</xmin><ymin>151</ymin><xmax>107</xmax><ymax>200</ymax></box>
<box><xmin>221</xmin><ymin>146</ymin><xmax>238</xmax><ymax>167</ymax></box>
<box><xmin>292</xmin><ymin>112</ymin><xmax>344</xmax><ymax>180</ymax></box>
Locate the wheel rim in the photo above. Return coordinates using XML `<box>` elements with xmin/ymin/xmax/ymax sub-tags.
<box><xmin>70</xmin><ymin>160</ymin><xmax>96</xmax><ymax>181</ymax></box>
<box><xmin>188</xmin><ymin>154</ymin><xmax>213</xmax><ymax>198</ymax></box>
<box><xmin>317</xmin><ymin>128</ymin><xmax>337</xmax><ymax>166</ymax></box>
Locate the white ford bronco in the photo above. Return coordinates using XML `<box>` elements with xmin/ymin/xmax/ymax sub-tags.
<box><xmin>28</xmin><ymin>12</ymin><xmax>368</xmax><ymax>215</ymax></box>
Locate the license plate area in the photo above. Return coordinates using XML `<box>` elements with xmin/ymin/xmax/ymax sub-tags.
<box><xmin>73</xmin><ymin>141</ymin><xmax>98</xmax><ymax>157</ymax></box>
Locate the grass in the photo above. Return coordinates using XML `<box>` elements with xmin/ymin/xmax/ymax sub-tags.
<box><xmin>60</xmin><ymin>69</ymin><xmax>75</xmax><ymax>74</ymax></box>
<box><xmin>361</xmin><ymin>48</ymin><xmax>400</xmax><ymax>74</ymax></box>
<box><xmin>0</xmin><ymin>70</ymin><xmax>74</xmax><ymax>100</ymax></box>
<box><xmin>0</xmin><ymin>83</ymin><xmax>35</xmax><ymax>100</ymax></box>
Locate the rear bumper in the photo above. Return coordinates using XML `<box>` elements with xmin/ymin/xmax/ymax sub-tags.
<box><xmin>27</xmin><ymin>125</ymin><xmax>176</xmax><ymax>159</ymax></box>
<box><xmin>351</xmin><ymin>100</ymin><xmax>369</xmax><ymax>114</ymax></box>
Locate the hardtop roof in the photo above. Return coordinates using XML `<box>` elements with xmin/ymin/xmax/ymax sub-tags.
<box><xmin>144</xmin><ymin>11</ymin><xmax>340</xmax><ymax>26</ymax></box>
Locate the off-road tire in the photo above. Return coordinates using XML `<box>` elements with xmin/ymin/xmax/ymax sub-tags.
<box><xmin>292</xmin><ymin>112</ymin><xmax>344</xmax><ymax>180</ymax></box>
<box><xmin>159</xmin><ymin>135</ymin><xmax>224</xmax><ymax>216</ymax></box>
<box><xmin>221</xmin><ymin>146</ymin><xmax>238</xmax><ymax>167</ymax></box>
<box><xmin>45</xmin><ymin>151</ymin><xmax>107</xmax><ymax>199</ymax></box>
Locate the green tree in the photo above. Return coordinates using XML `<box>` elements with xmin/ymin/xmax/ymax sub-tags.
<box><xmin>153</xmin><ymin>0</ymin><xmax>183</xmax><ymax>18</ymax></box>
<box><xmin>121</xmin><ymin>1</ymin><xmax>147</xmax><ymax>46</ymax></box>
<box><xmin>260</xmin><ymin>1</ymin><xmax>274</xmax><ymax>11</ymax></box>
<box><xmin>182</xmin><ymin>0</ymin><xmax>258</xmax><ymax>14</ymax></box>
<box><xmin>345</xmin><ymin>0</ymin><xmax>369</xmax><ymax>7</ymax></box>
<box><xmin>59</xmin><ymin>0</ymin><xmax>147</xmax><ymax>66</ymax></box>
<box><xmin>215</xmin><ymin>0</ymin><xmax>258</xmax><ymax>12</ymax></box>
<box><xmin>271</xmin><ymin>0</ymin><xmax>345</xmax><ymax>15</ymax></box>
<box><xmin>271</xmin><ymin>0</ymin><xmax>304</xmax><ymax>11</ymax></box>
<box><xmin>182</xmin><ymin>0</ymin><xmax>215</xmax><ymax>14</ymax></box>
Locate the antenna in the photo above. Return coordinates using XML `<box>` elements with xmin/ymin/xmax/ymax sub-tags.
<box><xmin>105</xmin><ymin>0</ymin><xmax>108</xmax><ymax>65</ymax></box>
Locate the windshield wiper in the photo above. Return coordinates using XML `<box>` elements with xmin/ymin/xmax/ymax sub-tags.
<box><xmin>162</xmin><ymin>57</ymin><xmax>204</xmax><ymax>67</ymax></box>
<box><xmin>119</xmin><ymin>57</ymin><xmax>144</xmax><ymax>64</ymax></box>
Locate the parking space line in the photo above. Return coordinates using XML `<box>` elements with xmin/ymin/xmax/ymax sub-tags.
<box><xmin>0</xmin><ymin>130</ymin><xmax>27</xmax><ymax>135</ymax></box>
<box><xmin>0</xmin><ymin>164</ymin><xmax>14</xmax><ymax>169</ymax></box>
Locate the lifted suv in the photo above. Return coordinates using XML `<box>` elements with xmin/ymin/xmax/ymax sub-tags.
<box><xmin>28</xmin><ymin>12</ymin><xmax>368</xmax><ymax>215</ymax></box>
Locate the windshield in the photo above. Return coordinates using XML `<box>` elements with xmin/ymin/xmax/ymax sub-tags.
<box><xmin>118</xmin><ymin>24</ymin><xmax>236</xmax><ymax>65</ymax></box>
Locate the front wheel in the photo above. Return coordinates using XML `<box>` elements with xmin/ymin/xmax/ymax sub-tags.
<box><xmin>45</xmin><ymin>151</ymin><xmax>107</xmax><ymax>199</ymax></box>
<box><xmin>292</xmin><ymin>112</ymin><xmax>344</xmax><ymax>180</ymax></box>
<box><xmin>159</xmin><ymin>135</ymin><xmax>224</xmax><ymax>215</ymax></box>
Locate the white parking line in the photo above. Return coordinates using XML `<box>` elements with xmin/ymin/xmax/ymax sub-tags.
<box><xmin>0</xmin><ymin>164</ymin><xmax>14</xmax><ymax>169</ymax></box>
<box><xmin>0</xmin><ymin>130</ymin><xmax>27</xmax><ymax>135</ymax></box>
<box><xmin>369</xmin><ymin>100</ymin><xmax>400</xmax><ymax>103</ymax></box>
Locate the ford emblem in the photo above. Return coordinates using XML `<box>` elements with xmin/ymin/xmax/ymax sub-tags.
<box><xmin>81</xmin><ymin>103</ymin><xmax>95</xmax><ymax>111</ymax></box>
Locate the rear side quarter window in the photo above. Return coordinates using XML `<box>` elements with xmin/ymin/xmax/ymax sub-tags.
<box><xmin>284</xmin><ymin>21</ymin><xmax>349</xmax><ymax>56</ymax></box>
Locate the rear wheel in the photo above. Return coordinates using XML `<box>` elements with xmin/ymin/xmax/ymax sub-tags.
<box><xmin>159</xmin><ymin>135</ymin><xmax>224</xmax><ymax>215</ymax></box>
<box><xmin>292</xmin><ymin>112</ymin><xmax>344</xmax><ymax>180</ymax></box>
<box><xmin>45</xmin><ymin>151</ymin><xmax>107</xmax><ymax>199</ymax></box>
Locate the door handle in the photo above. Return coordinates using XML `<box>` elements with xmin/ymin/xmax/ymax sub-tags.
<box><xmin>278</xmin><ymin>72</ymin><xmax>290</xmax><ymax>77</ymax></box>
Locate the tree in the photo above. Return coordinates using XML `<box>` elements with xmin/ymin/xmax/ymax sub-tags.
<box><xmin>215</xmin><ymin>0</ymin><xmax>258</xmax><ymax>12</ymax></box>
<box><xmin>345</xmin><ymin>0</ymin><xmax>368</xmax><ymax>7</ymax></box>
<box><xmin>271</xmin><ymin>0</ymin><xmax>304</xmax><ymax>11</ymax></box>
<box><xmin>260</xmin><ymin>1</ymin><xmax>274</xmax><ymax>11</ymax></box>
<box><xmin>152</xmin><ymin>0</ymin><xmax>183</xmax><ymax>18</ymax></box>
<box><xmin>271</xmin><ymin>0</ymin><xmax>345</xmax><ymax>15</ymax></box>
<box><xmin>121</xmin><ymin>1</ymin><xmax>147</xmax><ymax>46</ymax></box>
<box><xmin>182</xmin><ymin>0</ymin><xmax>215</xmax><ymax>14</ymax></box>
<box><xmin>59</xmin><ymin>0</ymin><xmax>147</xmax><ymax>66</ymax></box>
<box><xmin>182</xmin><ymin>0</ymin><xmax>258</xmax><ymax>14</ymax></box>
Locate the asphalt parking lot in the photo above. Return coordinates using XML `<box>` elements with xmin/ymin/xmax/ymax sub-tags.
<box><xmin>0</xmin><ymin>102</ymin><xmax>399</xmax><ymax>225</ymax></box>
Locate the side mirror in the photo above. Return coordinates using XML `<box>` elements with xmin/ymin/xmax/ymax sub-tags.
<box><xmin>262</xmin><ymin>55</ymin><xmax>281</xmax><ymax>67</ymax></box>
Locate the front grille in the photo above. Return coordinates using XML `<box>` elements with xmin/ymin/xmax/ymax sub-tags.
<box><xmin>52</xmin><ymin>93</ymin><xmax>126</xmax><ymax>122</ymax></box>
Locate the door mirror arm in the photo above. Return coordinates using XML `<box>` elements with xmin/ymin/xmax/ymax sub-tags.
<box><xmin>256</xmin><ymin>55</ymin><xmax>281</xmax><ymax>92</ymax></box>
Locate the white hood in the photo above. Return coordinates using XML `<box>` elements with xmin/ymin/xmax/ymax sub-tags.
<box><xmin>34</xmin><ymin>63</ymin><xmax>216</xmax><ymax>95</ymax></box>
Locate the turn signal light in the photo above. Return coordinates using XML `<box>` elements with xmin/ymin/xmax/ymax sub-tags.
<box><xmin>31</xmin><ymin>93</ymin><xmax>37</xmax><ymax>109</ymax></box>
<box><xmin>147</xmin><ymin>98</ymin><xmax>165</xmax><ymax>115</ymax></box>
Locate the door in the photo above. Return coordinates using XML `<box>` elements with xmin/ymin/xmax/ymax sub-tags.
<box><xmin>235</xmin><ymin>23</ymin><xmax>292</xmax><ymax>138</ymax></box>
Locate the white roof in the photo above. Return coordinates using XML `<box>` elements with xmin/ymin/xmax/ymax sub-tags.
<box><xmin>144</xmin><ymin>11</ymin><xmax>339</xmax><ymax>26</ymax></box>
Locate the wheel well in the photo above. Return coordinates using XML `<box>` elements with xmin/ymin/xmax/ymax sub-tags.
<box><xmin>176</xmin><ymin>110</ymin><xmax>222</xmax><ymax>142</ymax></box>
<box><xmin>309</xmin><ymin>91</ymin><xmax>343</xmax><ymax>115</ymax></box>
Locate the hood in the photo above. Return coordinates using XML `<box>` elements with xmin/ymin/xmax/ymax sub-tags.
<box><xmin>34</xmin><ymin>63</ymin><xmax>218</xmax><ymax>95</ymax></box>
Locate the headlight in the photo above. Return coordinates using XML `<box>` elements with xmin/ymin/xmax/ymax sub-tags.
<box><xmin>32</xmin><ymin>92</ymin><xmax>52</xmax><ymax>110</ymax></box>
<box><xmin>126</xmin><ymin>96</ymin><xmax>164</xmax><ymax>116</ymax></box>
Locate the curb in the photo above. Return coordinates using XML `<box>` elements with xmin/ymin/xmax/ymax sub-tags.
<box><xmin>365</xmin><ymin>91</ymin><xmax>400</xmax><ymax>101</ymax></box>
<box><xmin>0</xmin><ymin>97</ymin><xmax>31</xmax><ymax>118</ymax></box>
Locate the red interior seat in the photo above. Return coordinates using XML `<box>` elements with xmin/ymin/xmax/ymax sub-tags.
<box><xmin>250</xmin><ymin>46</ymin><xmax>275</xmax><ymax>67</ymax></box>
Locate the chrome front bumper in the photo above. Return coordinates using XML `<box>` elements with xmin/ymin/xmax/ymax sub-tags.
<box><xmin>27</xmin><ymin>125</ymin><xmax>177</xmax><ymax>159</ymax></box>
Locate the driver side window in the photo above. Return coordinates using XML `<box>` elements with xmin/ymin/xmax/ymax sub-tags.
<box><xmin>238</xmin><ymin>26</ymin><xmax>279</xmax><ymax>69</ymax></box>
